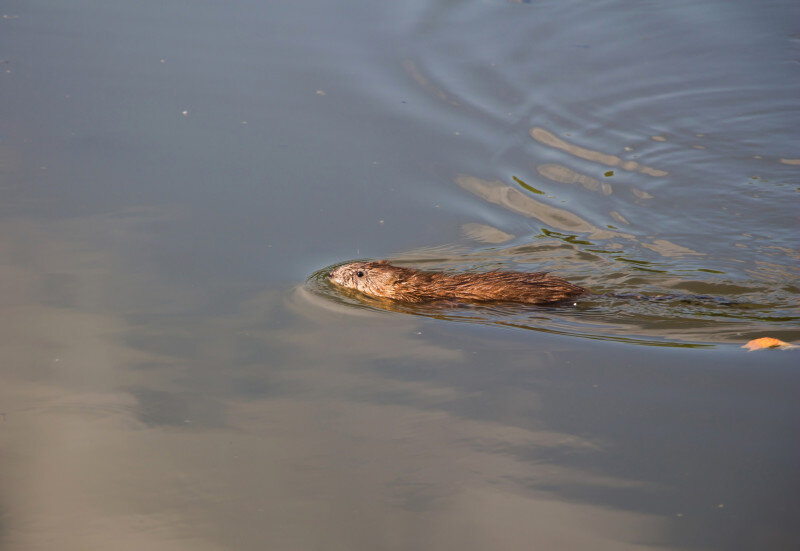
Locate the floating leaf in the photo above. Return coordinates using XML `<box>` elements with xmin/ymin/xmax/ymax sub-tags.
<box><xmin>742</xmin><ymin>337</ymin><xmax>796</xmax><ymax>351</ymax></box>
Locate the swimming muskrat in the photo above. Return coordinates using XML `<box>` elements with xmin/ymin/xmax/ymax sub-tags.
<box><xmin>328</xmin><ymin>261</ymin><xmax>585</xmax><ymax>305</ymax></box>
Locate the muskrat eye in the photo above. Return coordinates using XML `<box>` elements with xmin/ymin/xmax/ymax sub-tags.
<box><xmin>356</xmin><ymin>270</ymin><xmax>364</xmax><ymax>277</ymax></box>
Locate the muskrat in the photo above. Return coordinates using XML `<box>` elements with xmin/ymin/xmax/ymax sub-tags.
<box><xmin>328</xmin><ymin>261</ymin><xmax>585</xmax><ymax>305</ymax></box>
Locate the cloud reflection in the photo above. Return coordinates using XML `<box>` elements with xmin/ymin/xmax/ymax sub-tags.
<box><xmin>0</xmin><ymin>211</ymin><xmax>674</xmax><ymax>550</ymax></box>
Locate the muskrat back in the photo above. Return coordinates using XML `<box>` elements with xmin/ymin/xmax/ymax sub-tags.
<box><xmin>328</xmin><ymin>261</ymin><xmax>585</xmax><ymax>305</ymax></box>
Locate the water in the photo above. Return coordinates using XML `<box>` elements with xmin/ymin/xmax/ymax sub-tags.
<box><xmin>1</xmin><ymin>1</ymin><xmax>798</xmax><ymax>549</ymax></box>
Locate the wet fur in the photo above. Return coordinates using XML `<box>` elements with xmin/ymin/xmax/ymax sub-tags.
<box><xmin>328</xmin><ymin>261</ymin><xmax>585</xmax><ymax>305</ymax></box>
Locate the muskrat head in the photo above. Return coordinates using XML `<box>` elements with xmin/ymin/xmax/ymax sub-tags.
<box><xmin>327</xmin><ymin>261</ymin><xmax>401</xmax><ymax>299</ymax></box>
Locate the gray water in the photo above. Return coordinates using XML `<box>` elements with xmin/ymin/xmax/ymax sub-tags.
<box><xmin>1</xmin><ymin>1</ymin><xmax>798</xmax><ymax>549</ymax></box>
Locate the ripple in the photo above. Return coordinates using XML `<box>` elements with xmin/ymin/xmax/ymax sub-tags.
<box><xmin>332</xmin><ymin>0</ymin><xmax>800</xmax><ymax>346</ymax></box>
<box><xmin>308</xmin><ymin>260</ymin><xmax>800</xmax><ymax>347</ymax></box>
<box><xmin>530</xmin><ymin>127</ymin><xmax>668</xmax><ymax>177</ymax></box>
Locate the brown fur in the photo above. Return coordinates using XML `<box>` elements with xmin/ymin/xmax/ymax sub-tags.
<box><xmin>328</xmin><ymin>261</ymin><xmax>585</xmax><ymax>305</ymax></box>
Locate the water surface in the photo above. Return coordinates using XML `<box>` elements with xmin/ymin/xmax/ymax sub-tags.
<box><xmin>1</xmin><ymin>1</ymin><xmax>798</xmax><ymax>549</ymax></box>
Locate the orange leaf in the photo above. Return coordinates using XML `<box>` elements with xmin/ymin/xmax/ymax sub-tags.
<box><xmin>742</xmin><ymin>337</ymin><xmax>795</xmax><ymax>351</ymax></box>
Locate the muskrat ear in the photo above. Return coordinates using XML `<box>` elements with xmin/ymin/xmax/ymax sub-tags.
<box><xmin>376</xmin><ymin>260</ymin><xmax>389</xmax><ymax>265</ymax></box>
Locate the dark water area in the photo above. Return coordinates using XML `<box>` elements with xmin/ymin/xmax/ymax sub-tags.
<box><xmin>1</xmin><ymin>1</ymin><xmax>798</xmax><ymax>549</ymax></box>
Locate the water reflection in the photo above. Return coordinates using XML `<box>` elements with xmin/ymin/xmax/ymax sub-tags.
<box><xmin>455</xmin><ymin>174</ymin><xmax>629</xmax><ymax>240</ymax></box>
<box><xmin>1</xmin><ymin>213</ymin><xmax>684</xmax><ymax>550</ymax></box>
<box><xmin>530</xmin><ymin>127</ymin><xmax>669</xmax><ymax>177</ymax></box>
<box><xmin>461</xmin><ymin>222</ymin><xmax>515</xmax><ymax>244</ymax></box>
<box><xmin>537</xmin><ymin>163</ymin><xmax>613</xmax><ymax>196</ymax></box>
